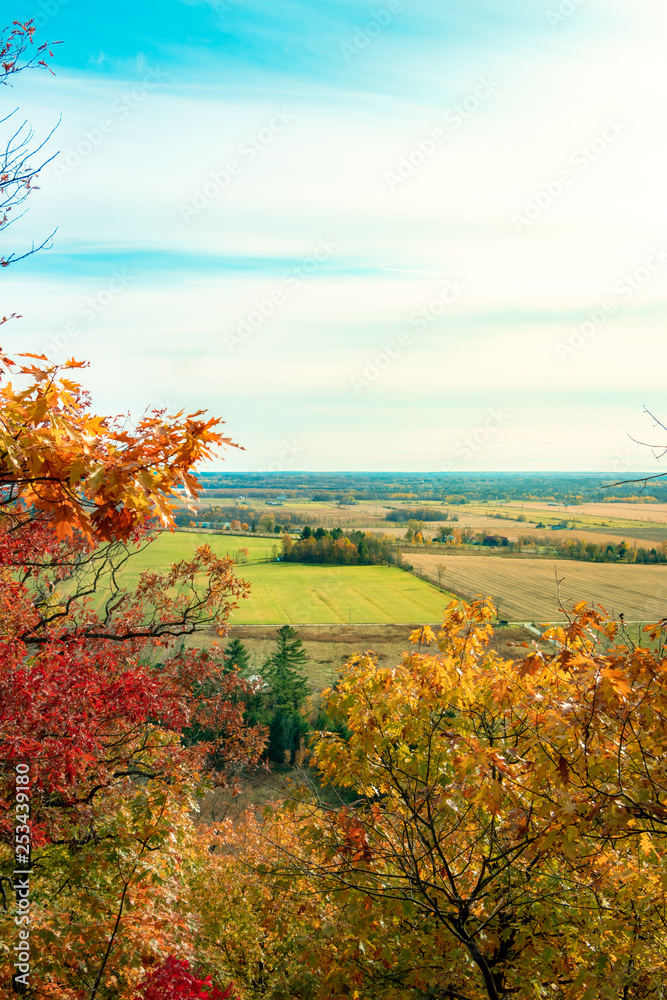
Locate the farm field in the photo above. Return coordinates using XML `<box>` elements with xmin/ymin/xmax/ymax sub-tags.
<box><xmin>81</xmin><ymin>532</ymin><xmax>281</xmax><ymax>607</ymax></box>
<box><xmin>109</xmin><ymin>533</ymin><xmax>454</xmax><ymax>625</ymax></box>
<box><xmin>492</xmin><ymin>502</ymin><xmax>667</xmax><ymax>543</ymax></box>
<box><xmin>373</xmin><ymin>514</ymin><xmax>664</xmax><ymax>549</ymax></box>
<box><xmin>120</xmin><ymin>530</ymin><xmax>279</xmax><ymax>578</ymax></box>
<box><xmin>227</xmin><ymin>563</ymin><xmax>454</xmax><ymax>625</ymax></box>
<box><xmin>187</xmin><ymin>496</ymin><xmax>387</xmax><ymax>529</ymax></box>
<box><xmin>514</xmin><ymin>501</ymin><xmax>667</xmax><ymax>523</ymax></box>
<box><xmin>185</xmin><ymin>494</ymin><xmax>667</xmax><ymax>546</ymax></box>
<box><xmin>409</xmin><ymin>551</ymin><xmax>667</xmax><ymax>623</ymax></box>
<box><xmin>88</xmin><ymin>523</ymin><xmax>667</xmax><ymax>631</ymax></box>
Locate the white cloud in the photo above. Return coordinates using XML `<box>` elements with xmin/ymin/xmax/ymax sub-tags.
<box><xmin>4</xmin><ymin>3</ymin><xmax>667</xmax><ymax>469</ymax></box>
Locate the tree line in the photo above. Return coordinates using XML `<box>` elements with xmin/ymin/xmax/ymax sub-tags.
<box><xmin>199</xmin><ymin>628</ymin><xmax>344</xmax><ymax>767</ymax></box>
<box><xmin>172</xmin><ymin>505</ymin><xmax>304</xmax><ymax>532</ymax></box>
<box><xmin>434</xmin><ymin>530</ymin><xmax>667</xmax><ymax>563</ymax></box>
<box><xmin>517</xmin><ymin>534</ymin><xmax>667</xmax><ymax>563</ymax></box>
<box><xmin>385</xmin><ymin>506</ymin><xmax>455</xmax><ymax>522</ymax></box>
<box><xmin>281</xmin><ymin>526</ymin><xmax>399</xmax><ymax>565</ymax></box>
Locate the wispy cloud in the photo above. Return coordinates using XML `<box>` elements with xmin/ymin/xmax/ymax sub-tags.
<box><xmin>3</xmin><ymin>0</ymin><xmax>666</xmax><ymax>469</ymax></box>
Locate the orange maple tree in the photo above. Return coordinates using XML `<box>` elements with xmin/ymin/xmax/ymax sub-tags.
<box><xmin>0</xmin><ymin>350</ymin><xmax>240</xmax><ymax>540</ymax></box>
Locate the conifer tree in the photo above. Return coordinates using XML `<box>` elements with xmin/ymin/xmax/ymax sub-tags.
<box><xmin>263</xmin><ymin>626</ymin><xmax>309</xmax><ymax>713</ymax></box>
<box><xmin>223</xmin><ymin>637</ymin><xmax>250</xmax><ymax>674</ymax></box>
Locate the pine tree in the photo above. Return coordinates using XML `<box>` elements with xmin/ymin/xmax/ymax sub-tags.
<box><xmin>223</xmin><ymin>637</ymin><xmax>250</xmax><ymax>674</ymax></box>
<box><xmin>263</xmin><ymin>625</ymin><xmax>309</xmax><ymax>713</ymax></box>
<box><xmin>268</xmin><ymin>710</ymin><xmax>310</xmax><ymax>766</ymax></box>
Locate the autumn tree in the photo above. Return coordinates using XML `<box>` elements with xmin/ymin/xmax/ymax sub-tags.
<box><xmin>258</xmin><ymin>512</ymin><xmax>275</xmax><ymax>533</ymax></box>
<box><xmin>253</xmin><ymin>599</ymin><xmax>667</xmax><ymax>1000</ymax></box>
<box><xmin>404</xmin><ymin>518</ymin><xmax>424</xmax><ymax>543</ymax></box>
<box><xmin>0</xmin><ymin>351</ymin><xmax>240</xmax><ymax>542</ymax></box>
<box><xmin>0</xmin><ymin>350</ymin><xmax>264</xmax><ymax>996</ymax></box>
<box><xmin>186</xmin><ymin>810</ymin><xmax>328</xmax><ymax>1000</ymax></box>
<box><xmin>132</xmin><ymin>955</ymin><xmax>238</xmax><ymax>1000</ymax></box>
<box><xmin>0</xmin><ymin>25</ymin><xmax>255</xmax><ymax>996</ymax></box>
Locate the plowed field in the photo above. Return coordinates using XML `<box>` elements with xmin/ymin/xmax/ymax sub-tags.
<box><xmin>409</xmin><ymin>552</ymin><xmax>667</xmax><ymax>623</ymax></box>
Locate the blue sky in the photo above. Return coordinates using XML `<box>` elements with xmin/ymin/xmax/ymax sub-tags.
<box><xmin>3</xmin><ymin>0</ymin><xmax>667</xmax><ymax>472</ymax></box>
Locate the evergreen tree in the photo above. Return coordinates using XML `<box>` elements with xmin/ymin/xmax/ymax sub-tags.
<box><xmin>223</xmin><ymin>637</ymin><xmax>250</xmax><ymax>674</ymax></box>
<box><xmin>263</xmin><ymin>625</ymin><xmax>309</xmax><ymax>713</ymax></box>
<box><xmin>268</xmin><ymin>710</ymin><xmax>310</xmax><ymax>765</ymax></box>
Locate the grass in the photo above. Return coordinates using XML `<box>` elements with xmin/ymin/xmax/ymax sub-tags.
<box><xmin>75</xmin><ymin>532</ymin><xmax>281</xmax><ymax>610</ymax></box>
<box><xmin>227</xmin><ymin>563</ymin><xmax>455</xmax><ymax>624</ymax></box>
<box><xmin>126</xmin><ymin>531</ymin><xmax>279</xmax><ymax>572</ymax></box>
<box><xmin>196</xmin><ymin>622</ymin><xmax>534</xmax><ymax>689</ymax></box>
<box><xmin>101</xmin><ymin>532</ymin><xmax>455</xmax><ymax>626</ymax></box>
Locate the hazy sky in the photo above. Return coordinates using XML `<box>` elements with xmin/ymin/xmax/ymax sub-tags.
<box><xmin>3</xmin><ymin>0</ymin><xmax>667</xmax><ymax>473</ymax></box>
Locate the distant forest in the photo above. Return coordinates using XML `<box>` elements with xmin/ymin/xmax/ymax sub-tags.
<box><xmin>189</xmin><ymin>471</ymin><xmax>667</xmax><ymax>505</ymax></box>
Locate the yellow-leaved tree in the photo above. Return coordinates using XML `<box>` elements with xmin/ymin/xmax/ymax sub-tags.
<box><xmin>198</xmin><ymin>599</ymin><xmax>667</xmax><ymax>1000</ymax></box>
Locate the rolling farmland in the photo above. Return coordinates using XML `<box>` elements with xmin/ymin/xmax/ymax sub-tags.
<box><xmin>409</xmin><ymin>551</ymin><xmax>667</xmax><ymax>623</ymax></box>
<box><xmin>513</xmin><ymin>501</ymin><xmax>667</xmax><ymax>523</ymax></box>
<box><xmin>373</xmin><ymin>515</ymin><xmax>666</xmax><ymax>549</ymax></box>
<box><xmin>117</xmin><ymin>530</ymin><xmax>667</xmax><ymax>626</ymax></box>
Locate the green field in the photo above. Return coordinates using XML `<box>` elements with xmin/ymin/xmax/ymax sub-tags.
<box><xmin>79</xmin><ymin>532</ymin><xmax>280</xmax><ymax>606</ymax></box>
<box><xmin>123</xmin><ymin>531</ymin><xmax>279</xmax><ymax>574</ymax></box>
<box><xmin>228</xmin><ymin>563</ymin><xmax>453</xmax><ymax>624</ymax></box>
<box><xmin>115</xmin><ymin>532</ymin><xmax>453</xmax><ymax>625</ymax></box>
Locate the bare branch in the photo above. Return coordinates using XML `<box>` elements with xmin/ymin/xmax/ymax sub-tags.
<box><xmin>604</xmin><ymin>406</ymin><xmax>667</xmax><ymax>490</ymax></box>
<box><xmin>0</xmin><ymin>22</ymin><xmax>60</xmax><ymax>267</ymax></box>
